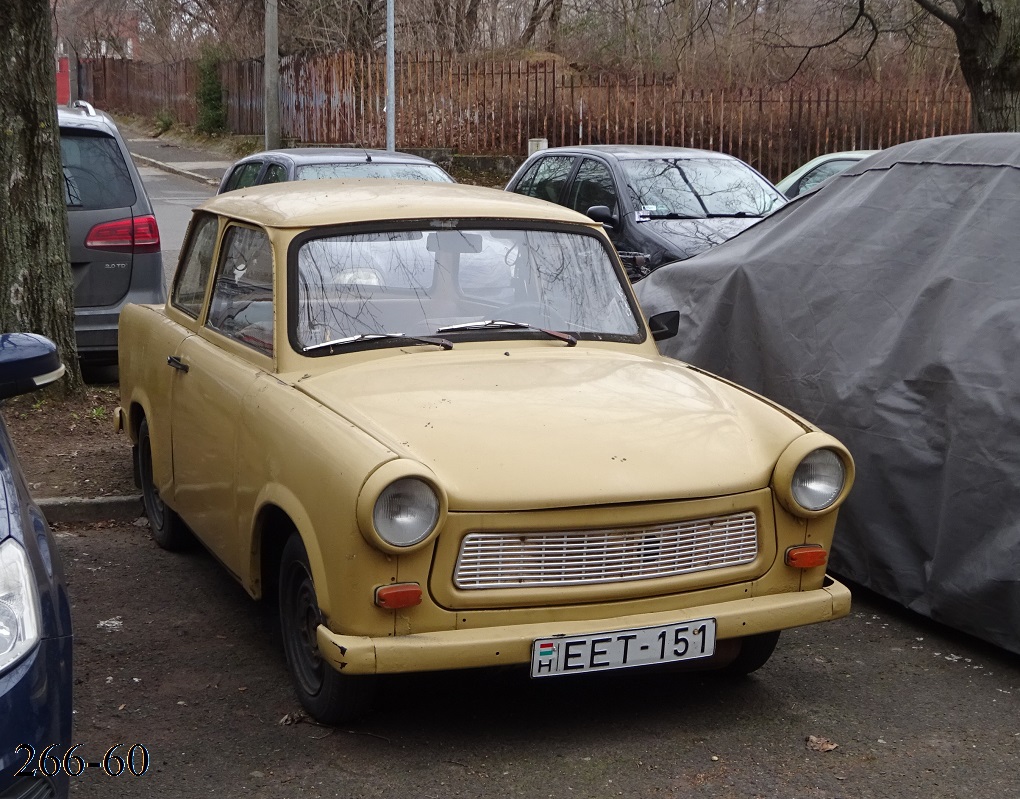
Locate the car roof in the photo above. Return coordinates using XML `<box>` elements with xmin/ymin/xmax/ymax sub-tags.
<box><xmin>56</xmin><ymin>102</ymin><xmax>120</xmax><ymax>135</ymax></box>
<box><xmin>234</xmin><ymin>148</ymin><xmax>442</xmax><ymax>166</ymax></box>
<box><xmin>528</xmin><ymin>144</ymin><xmax>741</xmax><ymax>161</ymax></box>
<box><xmin>795</xmin><ymin>150</ymin><xmax>879</xmax><ymax>168</ymax></box>
<box><xmin>199</xmin><ymin>179</ymin><xmax>600</xmax><ymax>229</ymax></box>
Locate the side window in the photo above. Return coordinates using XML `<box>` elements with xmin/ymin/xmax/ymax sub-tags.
<box><xmin>171</xmin><ymin>213</ymin><xmax>219</xmax><ymax>319</ymax></box>
<box><xmin>207</xmin><ymin>226</ymin><xmax>274</xmax><ymax>356</ymax></box>
<box><xmin>794</xmin><ymin>159</ymin><xmax>856</xmax><ymax>197</ymax></box>
<box><xmin>222</xmin><ymin>162</ymin><xmax>263</xmax><ymax>192</ymax></box>
<box><xmin>512</xmin><ymin>156</ymin><xmax>576</xmax><ymax>205</ymax></box>
<box><xmin>262</xmin><ymin>163</ymin><xmax>289</xmax><ymax>185</ymax></box>
<box><xmin>566</xmin><ymin>159</ymin><xmax>617</xmax><ymax>216</ymax></box>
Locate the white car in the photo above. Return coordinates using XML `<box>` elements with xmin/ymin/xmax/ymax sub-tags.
<box><xmin>776</xmin><ymin>150</ymin><xmax>879</xmax><ymax>198</ymax></box>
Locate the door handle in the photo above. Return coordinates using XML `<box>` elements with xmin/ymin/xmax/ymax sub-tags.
<box><xmin>167</xmin><ymin>355</ymin><xmax>189</xmax><ymax>373</ymax></box>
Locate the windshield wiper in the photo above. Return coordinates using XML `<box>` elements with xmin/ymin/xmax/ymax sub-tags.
<box><xmin>642</xmin><ymin>212</ymin><xmax>705</xmax><ymax>220</ymax></box>
<box><xmin>436</xmin><ymin>319</ymin><xmax>577</xmax><ymax>346</ymax></box>
<box><xmin>704</xmin><ymin>211</ymin><xmax>763</xmax><ymax>218</ymax></box>
<box><xmin>302</xmin><ymin>332</ymin><xmax>453</xmax><ymax>354</ymax></box>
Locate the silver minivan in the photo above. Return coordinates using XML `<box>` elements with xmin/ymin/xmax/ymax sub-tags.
<box><xmin>59</xmin><ymin>102</ymin><xmax>166</xmax><ymax>364</ymax></box>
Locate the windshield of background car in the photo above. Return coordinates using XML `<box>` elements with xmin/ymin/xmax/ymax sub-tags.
<box><xmin>621</xmin><ymin>157</ymin><xmax>783</xmax><ymax>218</ymax></box>
<box><xmin>295</xmin><ymin>163</ymin><xmax>453</xmax><ymax>182</ymax></box>
<box><xmin>60</xmin><ymin>130</ymin><xmax>136</xmax><ymax>209</ymax></box>
<box><xmin>292</xmin><ymin>226</ymin><xmax>641</xmax><ymax>352</ymax></box>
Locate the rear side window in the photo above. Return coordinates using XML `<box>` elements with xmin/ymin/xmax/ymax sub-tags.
<box><xmin>60</xmin><ymin>130</ymin><xmax>136</xmax><ymax>210</ymax></box>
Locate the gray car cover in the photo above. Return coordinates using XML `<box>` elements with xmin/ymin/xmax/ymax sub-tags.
<box><xmin>635</xmin><ymin>133</ymin><xmax>1020</xmax><ymax>654</ymax></box>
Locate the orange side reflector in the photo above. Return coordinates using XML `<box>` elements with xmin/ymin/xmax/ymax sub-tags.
<box><xmin>785</xmin><ymin>545</ymin><xmax>828</xmax><ymax>569</ymax></box>
<box><xmin>375</xmin><ymin>583</ymin><xmax>423</xmax><ymax>609</ymax></box>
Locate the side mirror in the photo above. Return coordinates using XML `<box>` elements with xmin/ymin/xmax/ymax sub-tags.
<box><xmin>586</xmin><ymin>205</ymin><xmax>617</xmax><ymax>228</ymax></box>
<box><xmin>648</xmin><ymin>311</ymin><xmax>680</xmax><ymax>342</ymax></box>
<box><xmin>0</xmin><ymin>334</ymin><xmax>65</xmax><ymax>400</ymax></box>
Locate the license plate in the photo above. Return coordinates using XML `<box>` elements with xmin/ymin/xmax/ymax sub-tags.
<box><xmin>530</xmin><ymin>618</ymin><xmax>717</xmax><ymax>677</ymax></box>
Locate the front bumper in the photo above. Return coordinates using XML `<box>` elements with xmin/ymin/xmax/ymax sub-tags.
<box><xmin>0</xmin><ymin>637</ymin><xmax>72</xmax><ymax>798</ymax></box>
<box><xmin>316</xmin><ymin>575</ymin><xmax>851</xmax><ymax>675</ymax></box>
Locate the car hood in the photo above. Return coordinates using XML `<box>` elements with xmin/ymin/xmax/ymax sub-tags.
<box><xmin>291</xmin><ymin>348</ymin><xmax>806</xmax><ymax>511</ymax></box>
<box><xmin>643</xmin><ymin>216</ymin><xmax>759</xmax><ymax>260</ymax></box>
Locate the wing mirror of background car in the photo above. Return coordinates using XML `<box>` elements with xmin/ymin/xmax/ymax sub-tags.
<box><xmin>586</xmin><ymin>205</ymin><xmax>617</xmax><ymax>228</ymax></box>
<box><xmin>648</xmin><ymin>311</ymin><xmax>680</xmax><ymax>342</ymax></box>
<box><xmin>0</xmin><ymin>334</ymin><xmax>66</xmax><ymax>400</ymax></box>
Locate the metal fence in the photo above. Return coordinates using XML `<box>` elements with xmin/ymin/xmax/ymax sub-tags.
<box><xmin>81</xmin><ymin>54</ymin><xmax>971</xmax><ymax>183</ymax></box>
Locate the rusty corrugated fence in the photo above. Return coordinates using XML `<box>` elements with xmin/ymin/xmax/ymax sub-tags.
<box><xmin>81</xmin><ymin>53</ymin><xmax>971</xmax><ymax>183</ymax></box>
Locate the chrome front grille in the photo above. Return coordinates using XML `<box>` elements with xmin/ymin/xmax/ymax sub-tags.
<box><xmin>453</xmin><ymin>511</ymin><xmax>758</xmax><ymax>589</ymax></box>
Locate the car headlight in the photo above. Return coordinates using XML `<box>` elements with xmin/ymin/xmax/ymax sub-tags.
<box><xmin>791</xmin><ymin>449</ymin><xmax>846</xmax><ymax>511</ymax></box>
<box><xmin>0</xmin><ymin>538</ymin><xmax>42</xmax><ymax>672</ymax></box>
<box><xmin>773</xmin><ymin>433</ymin><xmax>854</xmax><ymax>518</ymax></box>
<box><xmin>373</xmin><ymin>478</ymin><xmax>440</xmax><ymax>547</ymax></box>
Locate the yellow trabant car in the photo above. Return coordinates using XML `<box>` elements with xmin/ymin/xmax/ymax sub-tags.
<box><xmin>118</xmin><ymin>180</ymin><xmax>854</xmax><ymax>723</ymax></box>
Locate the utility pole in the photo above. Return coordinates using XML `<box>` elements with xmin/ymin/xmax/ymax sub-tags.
<box><xmin>386</xmin><ymin>0</ymin><xmax>395</xmax><ymax>151</ymax></box>
<box><xmin>264</xmin><ymin>0</ymin><xmax>281</xmax><ymax>149</ymax></box>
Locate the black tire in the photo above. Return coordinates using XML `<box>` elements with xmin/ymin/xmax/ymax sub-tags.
<box><xmin>279</xmin><ymin>533</ymin><xmax>375</xmax><ymax>724</ymax></box>
<box><xmin>723</xmin><ymin>631</ymin><xmax>781</xmax><ymax>676</ymax></box>
<box><xmin>136</xmin><ymin>417</ymin><xmax>189</xmax><ymax>550</ymax></box>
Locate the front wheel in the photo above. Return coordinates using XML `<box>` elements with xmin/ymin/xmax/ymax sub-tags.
<box><xmin>136</xmin><ymin>417</ymin><xmax>189</xmax><ymax>550</ymax></box>
<box><xmin>279</xmin><ymin>534</ymin><xmax>375</xmax><ymax>724</ymax></box>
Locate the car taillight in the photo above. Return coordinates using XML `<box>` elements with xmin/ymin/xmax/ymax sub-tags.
<box><xmin>85</xmin><ymin>215</ymin><xmax>161</xmax><ymax>254</ymax></box>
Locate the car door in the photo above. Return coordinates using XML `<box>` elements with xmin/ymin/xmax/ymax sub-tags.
<box><xmin>169</xmin><ymin>223</ymin><xmax>275</xmax><ymax>574</ymax></box>
<box><xmin>564</xmin><ymin>157</ymin><xmax>648</xmax><ymax>275</ymax></box>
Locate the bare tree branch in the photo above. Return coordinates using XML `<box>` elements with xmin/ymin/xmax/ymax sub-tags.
<box><xmin>911</xmin><ymin>0</ymin><xmax>962</xmax><ymax>32</ymax></box>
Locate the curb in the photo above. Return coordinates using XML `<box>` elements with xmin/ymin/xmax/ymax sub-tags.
<box><xmin>130</xmin><ymin>153</ymin><xmax>223</xmax><ymax>187</ymax></box>
<box><xmin>39</xmin><ymin>495</ymin><xmax>143</xmax><ymax>525</ymax></box>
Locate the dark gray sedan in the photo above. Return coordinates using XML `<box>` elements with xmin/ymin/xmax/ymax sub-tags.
<box><xmin>505</xmin><ymin>145</ymin><xmax>785</xmax><ymax>279</ymax></box>
<box><xmin>218</xmin><ymin>148</ymin><xmax>454</xmax><ymax>194</ymax></box>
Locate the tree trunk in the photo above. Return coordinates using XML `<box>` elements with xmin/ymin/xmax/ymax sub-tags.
<box><xmin>0</xmin><ymin>0</ymin><xmax>83</xmax><ymax>394</ymax></box>
<box><xmin>454</xmin><ymin>0</ymin><xmax>484</xmax><ymax>53</ymax></box>
<box><xmin>952</xmin><ymin>2</ymin><xmax>1020</xmax><ymax>131</ymax></box>
<box><xmin>546</xmin><ymin>0</ymin><xmax>563</xmax><ymax>53</ymax></box>
<box><xmin>519</xmin><ymin>0</ymin><xmax>551</xmax><ymax>50</ymax></box>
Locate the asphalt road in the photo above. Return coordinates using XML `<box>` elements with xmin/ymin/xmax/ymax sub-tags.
<box><xmin>59</xmin><ymin>517</ymin><xmax>1019</xmax><ymax>799</ymax></box>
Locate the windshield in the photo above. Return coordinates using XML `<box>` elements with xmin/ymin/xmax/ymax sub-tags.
<box><xmin>620</xmin><ymin>157</ymin><xmax>783</xmax><ymax>218</ymax></box>
<box><xmin>295</xmin><ymin>163</ymin><xmax>453</xmax><ymax>182</ymax></box>
<box><xmin>293</xmin><ymin>226</ymin><xmax>641</xmax><ymax>353</ymax></box>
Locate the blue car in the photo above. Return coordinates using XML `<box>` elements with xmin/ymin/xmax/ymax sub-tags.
<box><xmin>0</xmin><ymin>334</ymin><xmax>72</xmax><ymax>799</ymax></box>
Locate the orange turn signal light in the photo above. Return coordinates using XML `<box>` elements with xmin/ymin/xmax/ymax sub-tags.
<box><xmin>785</xmin><ymin>545</ymin><xmax>828</xmax><ymax>569</ymax></box>
<box><xmin>375</xmin><ymin>583</ymin><xmax>423</xmax><ymax>609</ymax></box>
